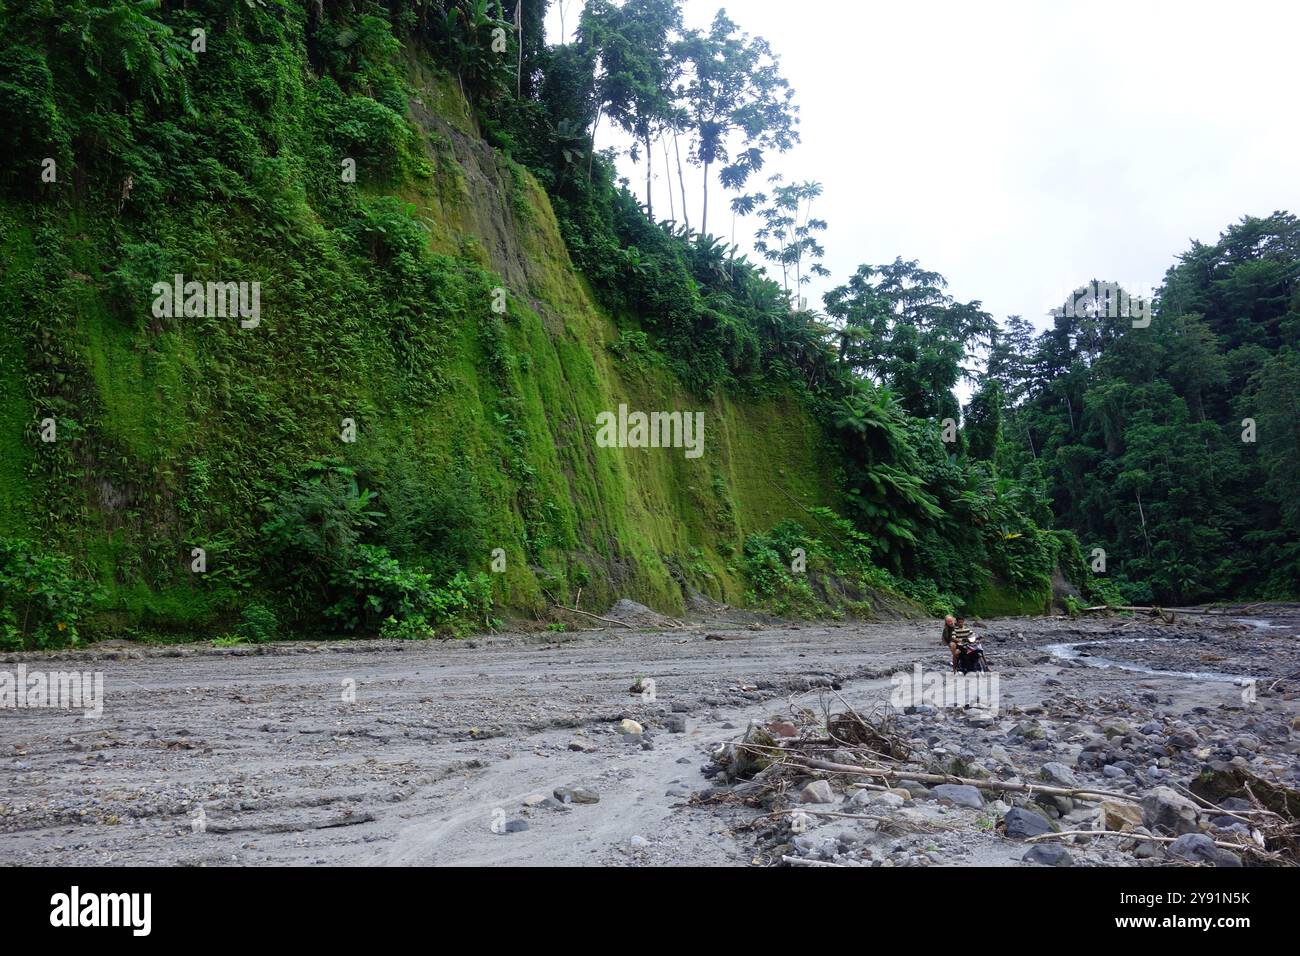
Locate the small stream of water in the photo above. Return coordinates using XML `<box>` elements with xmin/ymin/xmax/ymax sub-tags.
<box><xmin>1043</xmin><ymin>636</ymin><xmax>1260</xmax><ymax>684</ymax></box>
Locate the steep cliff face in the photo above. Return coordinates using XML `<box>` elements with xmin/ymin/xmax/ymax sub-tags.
<box><xmin>0</xmin><ymin>46</ymin><xmax>840</xmax><ymax>630</ymax></box>
<box><xmin>393</xmin><ymin>65</ymin><xmax>842</xmax><ymax>614</ymax></box>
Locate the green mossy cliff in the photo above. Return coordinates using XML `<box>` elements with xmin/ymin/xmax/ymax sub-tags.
<box><xmin>0</xmin><ymin>50</ymin><xmax>839</xmax><ymax>632</ymax></box>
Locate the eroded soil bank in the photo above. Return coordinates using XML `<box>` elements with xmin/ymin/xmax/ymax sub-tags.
<box><xmin>1</xmin><ymin>606</ymin><xmax>1297</xmax><ymax>866</ymax></box>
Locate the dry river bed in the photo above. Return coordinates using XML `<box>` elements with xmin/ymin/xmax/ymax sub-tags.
<box><xmin>1</xmin><ymin>606</ymin><xmax>1298</xmax><ymax>867</ymax></box>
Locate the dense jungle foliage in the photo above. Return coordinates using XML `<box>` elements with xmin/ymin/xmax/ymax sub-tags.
<box><xmin>989</xmin><ymin>216</ymin><xmax>1300</xmax><ymax>605</ymax></box>
<box><xmin>0</xmin><ymin>0</ymin><xmax>1291</xmax><ymax>648</ymax></box>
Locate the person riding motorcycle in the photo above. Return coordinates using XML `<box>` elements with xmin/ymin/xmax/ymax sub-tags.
<box><xmin>949</xmin><ymin>618</ymin><xmax>990</xmax><ymax>674</ymax></box>
<box><xmin>939</xmin><ymin>614</ymin><xmax>971</xmax><ymax>664</ymax></box>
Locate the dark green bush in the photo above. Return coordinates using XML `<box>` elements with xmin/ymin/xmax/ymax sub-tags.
<box><xmin>234</xmin><ymin>603</ymin><xmax>278</xmax><ymax>644</ymax></box>
<box><xmin>259</xmin><ymin>463</ymin><xmax>384</xmax><ymax>611</ymax></box>
<box><xmin>325</xmin><ymin>545</ymin><xmax>491</xmax><ymax>635</ymax></box>
<box><xmin>0</xmin><ymin>538</ymin><xmax>97</xmax><ymax>650</ymax></box>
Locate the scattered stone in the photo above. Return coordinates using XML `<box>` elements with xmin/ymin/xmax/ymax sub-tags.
<box><xmin>867</xmin><ymin>791</ymin><xmax>905</xmax><ymax>809</ymax></box>
<box><xmin>605</xmin><ymin>599</ymin><xmax>675</xmax><ymax>628</ymax></box>
<box><xmin>1003</xmin><ymin>807</ymin><xmax>1055</xmax><ymax>839</ymax></box>
<box><xmin>800</xmin><ymin>780</ymin><xmax>836</xmax><ymax>804</ymax></box>
<box><xmin>553</xmin><ymin>786</ymin><xmax>600</xmax><ymax>805</ymax></box>
<box><xmin>1167</xmin><ymin>833</ymin><xmax>1240</xmax><ymax>866</ymax></box>
<box><xmin>1133</xmin><ymin>837</ymin><xmax>1160</xmax><ymax>859</ymax></box>
<box><xmin>618</xmin><ymin>719</ymin><xmax>643</xmax><ymax>736</ymax></box>
<box><xmin>1011</xmin><ymin>721</ymin><xmax>1044</xmax><ymax>740</ymax></box>
<box><xmin>1101</xmin><ymin>801</ymin><xmax>1143</xmax><ymax>831</ymax></box>
<box><xmin>1141</xmin><ymin>787</ymin><xmax>1201</xmax><ymax>835</ymax></box>
<box><xmin>896</xmin><ymin>780</ymin><xmax>933</xmax><ymax>799</ymax></box>
<box><xmin>1023</xmin><ymin>844</ymin><xmax>1074</xmax><ymax>866</ymax></box>
<box><xmin>1039</xmin><ymin>762</ymin><xmax>1078</xmax><ymax>787</ymax></box>
<box><xmin>1099</xmin><ymin>718</ymin><xmax>1132</xmax><ymax>738</ymax></box>
<box><xmin>932</xmin><ymin>784</ymin><xmax>984</xmax><ymax>809</ymax></box>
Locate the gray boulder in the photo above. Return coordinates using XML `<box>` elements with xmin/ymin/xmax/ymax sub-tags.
<box><xmin>1039</xmin><ymin>762</ymin><xmax>1079</xmax><ymax>787</ymax></box>
<box><xmin>1167</xmin><ymin>833</ymin><xmax>1242</xmax><ymax>867</ymax></box>
<box><xmin>1023</xmin><ymin>844</ymin><xmax>1074</xmax><ymax>866</ymax></box>
<box><xmin>932</xmin><ymin>784</ymin><xmax>984</xmax><ymax>809</ymax></box>
<box><xmin>800</xmin><ymin>780</ymin><xmax>835</xmax><ymax>805</ymax></box>
<box><xmin>1003</xmin><ymin>807</ymin><xmax>1055</xmax><ymax>839</ymax></box>
<box><xmin>1141</xmin><ymin>786</ymin><xmax>1201</xmax><ymax>835</ymax></box>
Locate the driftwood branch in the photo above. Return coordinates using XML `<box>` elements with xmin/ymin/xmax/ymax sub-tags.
<box><xmin>551</xmin><ymin>605</ymin><xmax>634</xmax><ymax>629</ymax></box>
<box><xmin>794</xmin><ymin>757</ymin><xmax>1138</xmax><ymax>804</ymax></box>
<box><xmin>1026</xmin><ymin>829</ymin><xmax>1257</xmax><ymax>854</ymax></box>
<box><xmin>766</xmin><ymin>808</ymin><xmax>898</xmax><ymax>825</ymax></box>
<box><xmin>780</xmin><ymin>855</ymin><xmax>845</xmax><ymax>867</ymax></box>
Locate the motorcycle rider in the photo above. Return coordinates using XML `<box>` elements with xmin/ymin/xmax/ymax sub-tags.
<box><xmin>947</xmin><ymin>616</ymin><xmax>974</xmax><ymax>672</ymax></box>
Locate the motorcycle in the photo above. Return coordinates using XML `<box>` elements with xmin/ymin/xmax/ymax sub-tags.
<box><xmin>953</xmin><ymin>632</ymin><xmax>991</xmax><ymax>674</ymax></box>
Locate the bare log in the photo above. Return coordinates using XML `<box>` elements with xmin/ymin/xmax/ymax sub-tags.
<box><xmin>794</xmin><ymin>757</ymin><xmax>1138</xmax><ymax>804</ymax></box>
<box><xmin>552</xmin><ymin>605</ymin><xmax>634</xmax><ymax>629</ymax></box>
<box><xmin>1026</xmin><ymin>830</ymin><xmax>1259</xmax><ymax>854</ymax></box>
<box><xmin>780</xmin><ymin>855</ymin><xmax>846</xmax><ymax>867</ymax></box>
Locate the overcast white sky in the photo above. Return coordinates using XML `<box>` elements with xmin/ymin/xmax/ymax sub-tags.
<box><xmin>546</xmin><ymin>0</ymin><xmax>1300</xmax><ymax>334</ymax></box>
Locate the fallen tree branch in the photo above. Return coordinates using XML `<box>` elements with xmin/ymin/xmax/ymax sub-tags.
<box><xmin>1267</xmin><ymin>669</ymin><xmax>1300</xmax><ymax>692</ymax></box>
<box><xmin>780</xmin><ymin>855</ymin><xmax>845</xmax><ymax>867</ymax></box>
<box><xmin>794</xmin><ymin>757</ymin><xmax>1138</xmax><ymax>804</ymax></box>
<box><xmin>1025</xmin><ymin>829</ymin><xmax>1259</xmax><ymax>854</ymax></box>
<box><xmin>765</xmin><ymin>808</ymin><xmax>896</xmax><ymax>825</ymax></box>
<box><xmin>551</xmin><ymin>605</ymin><xmax>634</xmax><ymax>629</ymax></box>
<box><xmin>1171</xmin><ymin>780</ymin><xmax>1284</xmax><ymax>825</ymax></box>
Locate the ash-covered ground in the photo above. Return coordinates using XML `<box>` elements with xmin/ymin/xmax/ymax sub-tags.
<box><xmin>1</xmin><ymin>605</ymin><xmax>1297</xmax><ymax>866</ymax></box>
